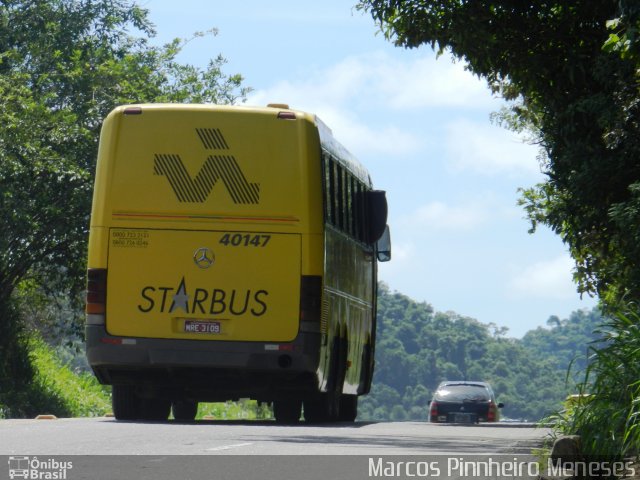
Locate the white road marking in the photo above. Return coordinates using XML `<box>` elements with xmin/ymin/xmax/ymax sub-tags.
<box><xmin>205</xmin><ymin>442</ymin><xmax>253</xmax><ymax>452</ymax></box>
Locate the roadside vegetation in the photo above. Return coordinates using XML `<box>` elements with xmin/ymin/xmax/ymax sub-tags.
<box><xmin>0</xmin><ymin>334</ymin><xmax>110</xmax><ymax>419</ymax></box>
<box><xmin>359</xmin><ymin>284</ymin><xmax>603</xmax><ymax>422</ymax></box>
<box><xmin>358</xmin><ymin>0</ymin><xmax>640</xmax><ymax>457</ymax></box>
<box><xmin>550</xmin><ymin>307</ymin><xmax>640</xmax><ymax>457</ymax></box>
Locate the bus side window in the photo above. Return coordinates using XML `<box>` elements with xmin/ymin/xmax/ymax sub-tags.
<box><xmin>354</xmin><ymin>181</ymin><xmax>366</xmax><ymax>243</ymax></box>
<box><xmin>323</xmin><ymin>154</ymin><xmax>334</xmax><ymax>225</ymax></box>
<box><xmin>335</xmin><ymin>163</ymin><xmax>345</xmax><ymax>232</ymax></box>
<box><xmin>346</xmin><ymin>174</ymin><xmax>355</xmax><ymax>238</ymax></box>
<box><xmin>332</xmin><ymin>158</ymin><xmax>341</xmax><ymax>229</ymax></box>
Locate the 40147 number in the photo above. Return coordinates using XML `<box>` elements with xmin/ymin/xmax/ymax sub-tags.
<box><xmin>219</xmin><ymin>233</ymin><xmax>271</xmax><ymax>247</ymax></box>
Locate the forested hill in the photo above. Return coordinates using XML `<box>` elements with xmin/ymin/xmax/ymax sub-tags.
<box><xmin>358</xmin><ymin>284</ymin><xmax>603</xmax><ymax>422</ymax></box>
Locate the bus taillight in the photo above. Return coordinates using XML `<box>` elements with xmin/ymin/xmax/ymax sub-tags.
<box><xmin>86</xmin><ymin>268</ymin><xmax>107</xmax><ymax>320</ymax></box>
<box><xmin>300</xmin><ymin>275</ymin><xmax>322</xmax><ymax>323</ymax></box>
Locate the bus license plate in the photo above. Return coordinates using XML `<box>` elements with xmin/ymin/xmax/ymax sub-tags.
<box><xmin>184</xmin><ymin>320</ymin><xmax>221</xmax><ymax>334</ymax></box>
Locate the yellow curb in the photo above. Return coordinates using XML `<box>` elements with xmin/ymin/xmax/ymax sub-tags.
<box><xmin>35</xmin><ymin>414</ymin><xmax>58</xmax><ymax>420</ymax></box>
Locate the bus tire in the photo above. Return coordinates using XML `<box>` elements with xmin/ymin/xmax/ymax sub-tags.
<box><xmin>273</xmin><ymin>399</ymin><xmax>302</xmax><ymax>424</ymax></box>
<box><xmin>112</xmin><ymin>384</ymin><xmax>140</xmax><ymax>420</ymax></box>
<box><xmin>325</xmin><ymin>336</ymin><xmax>341</xmax><ymax>392</ymax></box>
<box><xmin>140</xmin><ymin>397</ymin><xmax>171</xmax><ymax>421</ymax></box>
<box><xmin>303</xmin><ymin>392</ymin><xmax>339</xmax><ymax>423</ymax></box>
<box><xmin>172</xmin><ymin>400</ymin><xmax>198</xmax><ymax>421</ymax></box>
<box><xmin>339</xmin><ymin>394</ymin><xmax>358</xmax><ymax>422</ymax></box>
<box><xmin>357</xmin><ymin>342</ymin><xmax>373</xmax><ymax>395</ymax></box>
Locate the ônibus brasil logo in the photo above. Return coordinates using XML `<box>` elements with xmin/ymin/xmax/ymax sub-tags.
<box><xmin>8</xmin><ymin>456</ymin><xmax>73</xmax><ymax>479</ymax></box>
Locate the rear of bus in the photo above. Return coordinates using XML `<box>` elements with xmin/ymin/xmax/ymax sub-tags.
<box><xmin>86</xmin><ymin>104</ymin><xmax>324</xmax><ymax>420</ymax></box>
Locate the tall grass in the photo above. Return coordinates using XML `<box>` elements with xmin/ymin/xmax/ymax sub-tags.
<box><xmin>553</xmin><ymin>307</ymin><xmax>640</xmax><ymax>457</ymax></box>
<box><xmin>18</xmin><ymin>336</ymin><xmax>110</xmax><ymax>418</ymax></box>
<box><xmin>197</xmin><ymin>400</ymin><xmax>273</xmax><ymax>420</ymax></box>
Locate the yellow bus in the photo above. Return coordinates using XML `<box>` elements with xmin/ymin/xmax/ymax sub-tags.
<box><xmin>85</xmin><ymin>103</ymin><xmax>390</xmax><ymax>423</ymax></box>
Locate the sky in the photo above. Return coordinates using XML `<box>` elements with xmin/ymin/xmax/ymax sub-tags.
<box><xmin>144</xmin><ymin>0</ymin><xmax>598</xmax><ymax>338</ymax></box>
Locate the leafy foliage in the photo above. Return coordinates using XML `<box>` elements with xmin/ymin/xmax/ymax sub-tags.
<box><xmin>198</xmin><ymin>400</ymin><xmax>273</xmax><ymax>421</ymax></box>
<box><xmin>359</xmin><ymin>284</ymin><xmax>603</xmax><ymax>422</ymax></box>
<box><xmin>521</xmin><ymin>309</ymin><xmax>605</xmax><ymax>383</ymax></box>
<box><xmin>552</xmin><ymin>307</ymin><xmax>640</xmax><ymax>457</ymax></box>
<box><xmin>356</xmin><ymin>0</ymin><xmax>638</xmax><ymax>312</ymax></box>
<box><xmin>356</xmin><ymin>0</ymin><xmax>640</xmax><ymax>453</ymax></box>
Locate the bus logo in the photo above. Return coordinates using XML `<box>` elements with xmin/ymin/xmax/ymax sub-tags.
<box><xmin>154</xmin><ymin>129</ymin><xmax>260</xmax><ymax>204</ymax></box>
<box><xmin>8</xmin><ymin>456</ymin><xmax>73</xmax><ymax>479</ymax></box>
<box><xmin>8</xmin><ymin>456</ymin><xmax>29</xmax><ymax>479</ymax></box>
<box><xmin>193</xmin><ymin>247</ymin><xmax>215</xmax><ymax>269</ymax></box>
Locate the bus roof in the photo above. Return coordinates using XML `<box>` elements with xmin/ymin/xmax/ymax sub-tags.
<box><xmin>107</xmin><ymin>103</ymin><xmax>373</xmax><ymax>187</ymax></box>
<box><xmin>314</xmin><ymin>115</ymin><xmax>372</xmax><ymax>187</ymax></box>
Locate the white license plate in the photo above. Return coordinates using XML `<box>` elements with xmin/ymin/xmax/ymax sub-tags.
<box><xmin>184</xmin><ymin>320</ymin><xmax>221</xmax><ymax>334</ymax></box>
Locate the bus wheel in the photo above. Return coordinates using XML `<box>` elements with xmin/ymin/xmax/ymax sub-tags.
<box><xmin>357</xmin><ymin>342</ymin><xmax>373</xmax><ymax>395</ymax></box>
<box><xmin>172</xmin><ymin>400</ymin><xmax>198</xmax><ymax>421</ymax></box>
<box><xmin>273</xmin><ymin>399</ymin><xmax>302</xmax><ymax>424</ymax></box>
<box><xmin>338</xmin><ymin>394</ymin><xmax>358</xmax><ymax>422</ymax></box>
<box><xmin>139</xmin><ymin>397</ymin><xmax>171</xmax><ymax>421</ymax></box>
<box><xmin>303</xmin><ymin>393</ymin><xmax>339</xmax><ymax>423</ymax></box>
<box><xmin>112</xmin><ymin>384</ymin><xmax>140</xmax><ymax>420</ymax></box>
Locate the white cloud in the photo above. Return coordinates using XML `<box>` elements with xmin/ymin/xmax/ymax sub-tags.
<box><xmin>249</xmin><ymin>51</ymin><xmax>497</xmax><ymax>110</ymax></box>
<box><xmin>246</xmin><ymin>50</ymin><xmax>502</xmax><ymax>157</ymax></box>
<box><xmin>399</xmin><ymin>199</ymin><xmax>493</xmax><ymax>232</ymax></box>
<box><xmin>248</xmin><ymin>78</ymin><xmax>423</xmax><ymax>157</ymax></box>
<box><xmin>375</xmin><ymin>54</ymin><xmax>499</xmax><ymax>110</ymax></box>
<box><xmin>317</xmin><ymin>108</ymin><xmax>423</xmax><ymax>157</ymax></box>
<box><xmin>509</xmin><ymin>254</ymin><xmax>578</xmax><ymax>300</ymax></box>
<box><xmin>445</xmin><ymin>119</ymin><xmax>542</xmax><ymax>177</ymax></box>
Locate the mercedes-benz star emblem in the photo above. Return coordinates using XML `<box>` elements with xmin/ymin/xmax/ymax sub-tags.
<box><xmin>193</xmin><ymin>247</ymin><xmax>215</xmax><ymax>269</ymax></box>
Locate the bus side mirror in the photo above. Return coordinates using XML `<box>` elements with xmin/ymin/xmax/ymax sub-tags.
<box><xmin>377</xmin><ymin>225</ymin><xmax>391</xmax><ymax>262</ymax></box>
<box><xmin>366</xmin><ymin>190</ymin><xmax>388</xmax><ymax>243</ymax></box>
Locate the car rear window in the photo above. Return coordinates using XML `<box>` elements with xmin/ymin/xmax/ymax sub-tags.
<box><xmin>434</xmin><ymin>384</ymin><xmax>491</xmax><ymax>402</ymax></box>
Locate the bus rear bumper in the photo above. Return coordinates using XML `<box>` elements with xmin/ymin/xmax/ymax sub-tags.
<box><xmin>86</xmin><ymin>325</ymin><xmax>321</xmax><ymax>401</ymax></box>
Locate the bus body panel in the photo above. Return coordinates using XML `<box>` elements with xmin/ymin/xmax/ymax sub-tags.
<box><xmin>318</xmin><ymin>228</ymin><xmax>375</xmax><ymax>395</ymax></box>
<box><xmin>106</xmin><ymin>228</ymin><xmax>301</xmax><ymax>342</ymax></box>
<box><xmin>103</xmin><ymin>105</ymin><xmax>315</xmax><ymax>231</ymax></box>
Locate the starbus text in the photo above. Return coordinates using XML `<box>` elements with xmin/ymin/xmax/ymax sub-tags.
<box><xmin>137</xmin><ymin>279</ymin><xmax>268</xmax><ymax>317</ymax></box>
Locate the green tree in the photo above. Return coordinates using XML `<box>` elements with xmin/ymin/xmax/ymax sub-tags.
<box><xmin>356</xmin><ymin>0</ymin><xmax>640</xmax><ymax>308</ymax></box>
<box><xmin>0</xmin><ymin>0</ymin><xmax>249</xmax><ymax>417</ymax></box>
<box><xmin>362</xmin><ymin>285</ymin><xmax>593</xmax><ymax>421</ymax></box>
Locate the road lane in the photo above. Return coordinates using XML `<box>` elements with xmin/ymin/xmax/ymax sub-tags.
<box><xmin>0</xmin><ymin>418</ymin><xmax>551</xmax><ymax>456</ymax></box>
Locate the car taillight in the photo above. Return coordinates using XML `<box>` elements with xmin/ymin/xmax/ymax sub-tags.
<box><xmin>86</xmin><ymin>268</ymin><xmax>107</xmax><ymax>316</ymax></box>
<box><xmin>429</xmin><ymin>401</ymin><xmax>439</xmax><ymax>422</ymax></box>
<box><xmin>487</xmin><ymin>401</ymin><xmax>497</xmax><ymax>421</ymax></box>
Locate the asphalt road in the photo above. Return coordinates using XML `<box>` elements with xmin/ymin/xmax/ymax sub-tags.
<box><xmin>0</xmin><ymin>419</ymin><xmax>552</xmax><ymax>480</ymax></box>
